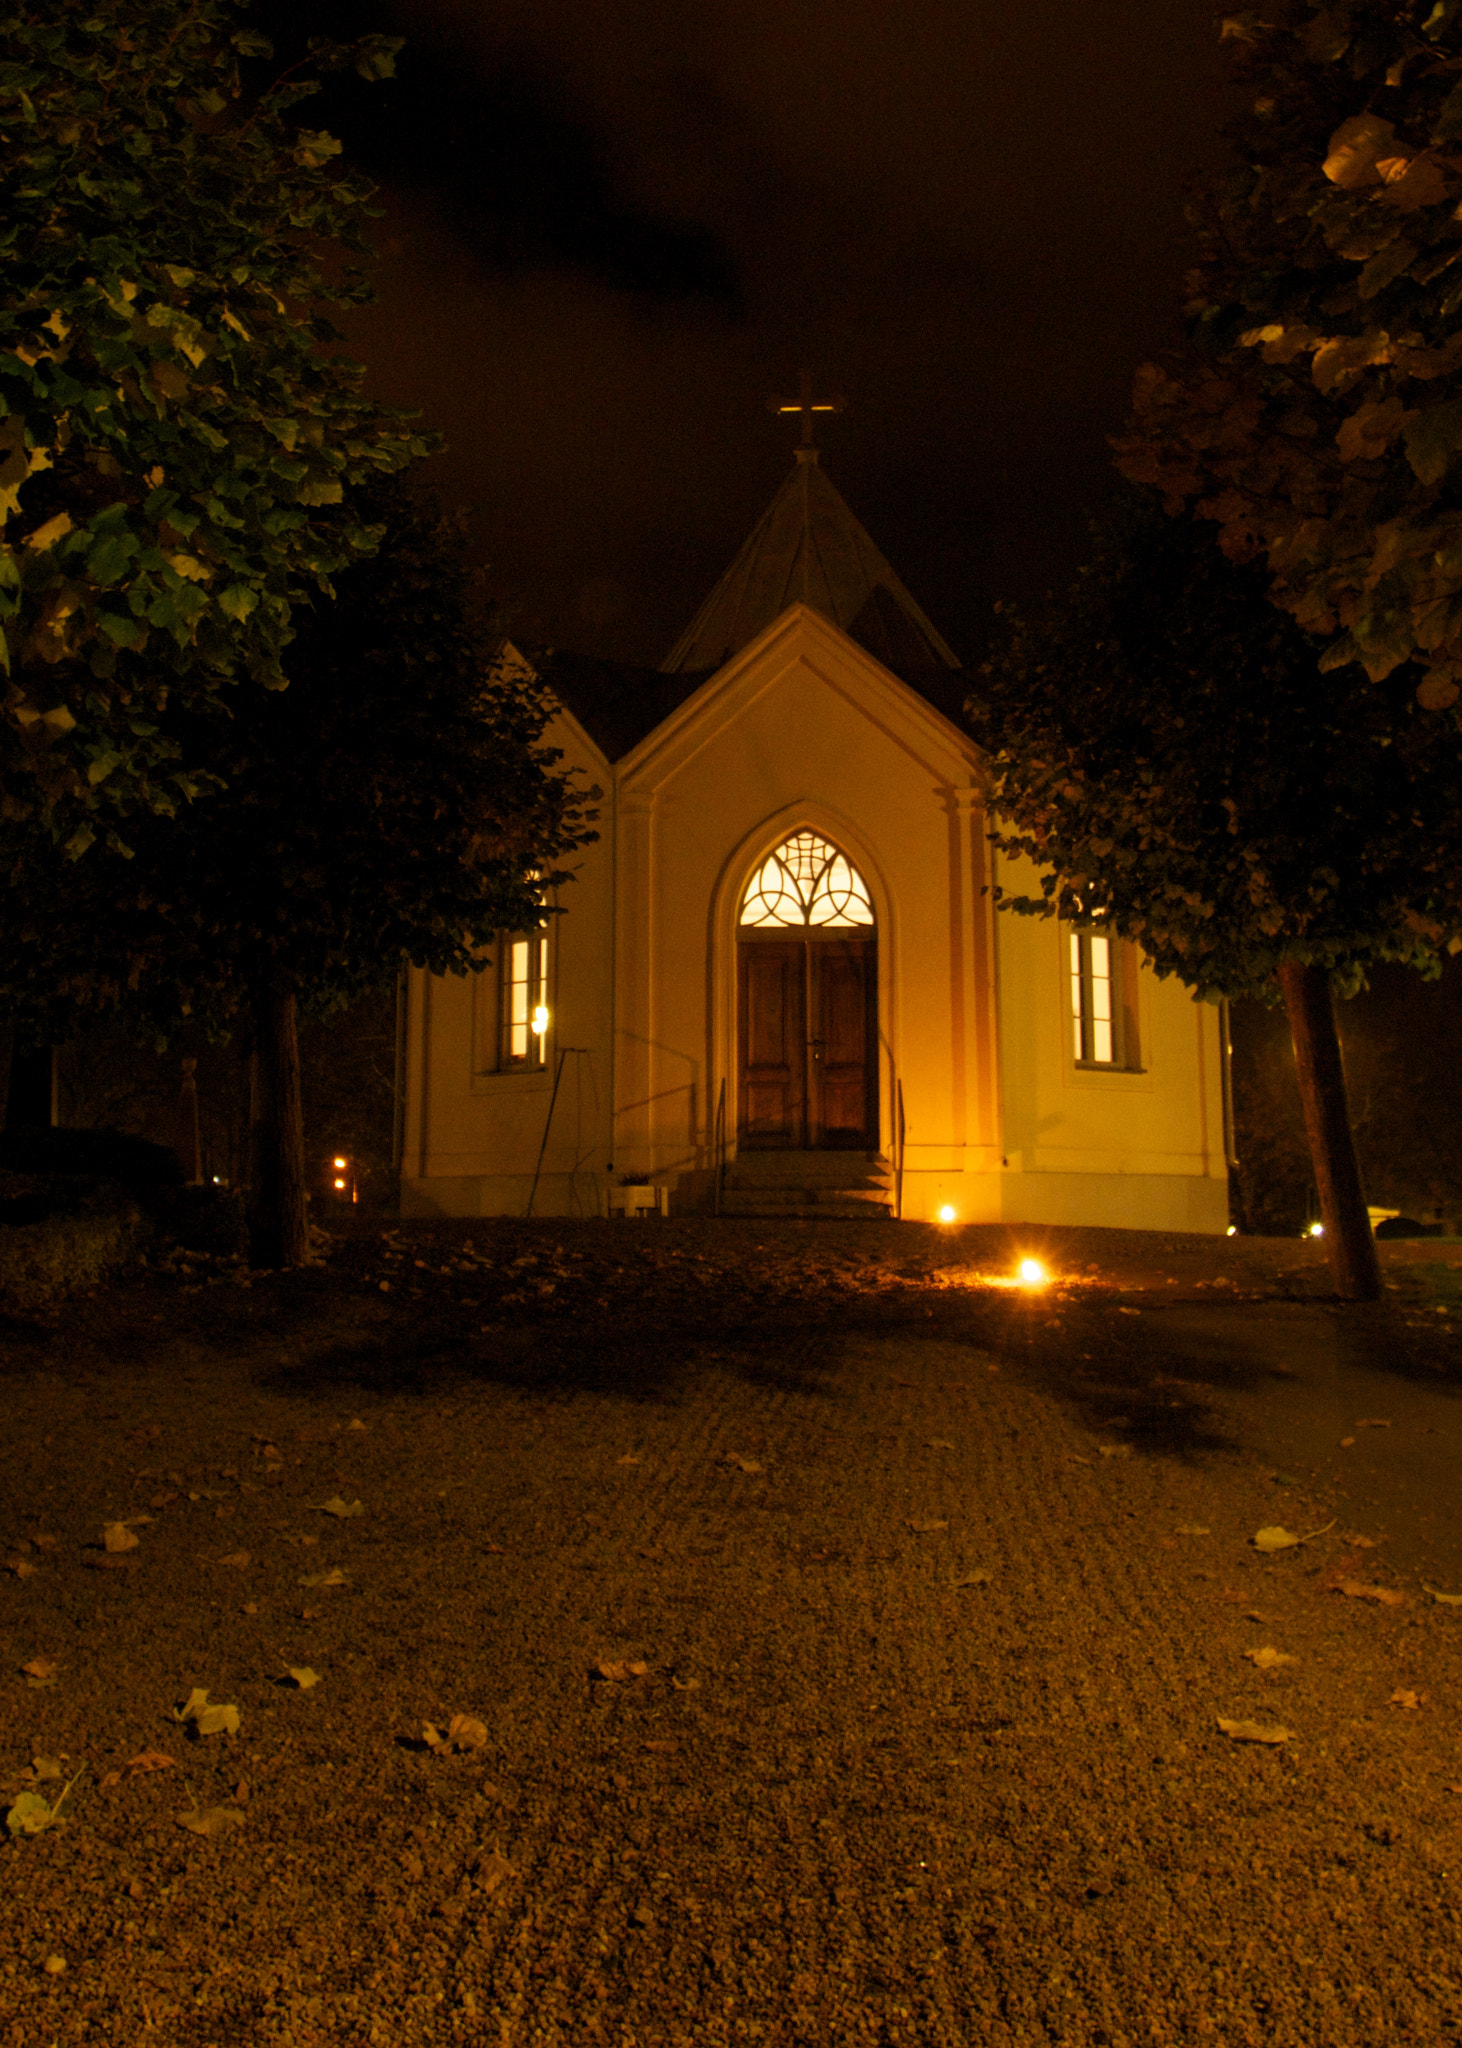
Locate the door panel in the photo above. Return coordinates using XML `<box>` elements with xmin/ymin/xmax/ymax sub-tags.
<box><xmin>737</xmin><ymin>942</ymin><xmax>805</xmax><ymax>1148</ymax></box>
<box><xmin>809</xmin><ymin>941</ymin><xmax>876</xmax><ymax>1148</ymax></box>
<box><xmin>737</xmin><ymin>937</ymin><xmax>876</xmax><ymax>1152</ymax></box>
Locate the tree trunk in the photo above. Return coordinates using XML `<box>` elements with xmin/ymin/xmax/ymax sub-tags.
<box><xmin>5</xmin><ymin>1042</ymin><xmax>56</xmax><ymax>1129</ymax></box>
<box><xmin>1276</xmin><ymin>960</ymin><xmax>1380</xmax><ymax>1302</ymax></box>
<box><xmin>248</xmin><ymin>983</ymin><xmax>309</xmax><ymax>1269</ymax></box>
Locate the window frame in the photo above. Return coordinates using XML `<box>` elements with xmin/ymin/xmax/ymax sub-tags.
<box><xmin>1068</xmin><ymin>926</ymin><xmax>1142</xmax><ymax>1073</ymax></box>
<box><xmin>497</xmin><ymin>928</ymin><xmax>550</xmax><ymax>1072</ymax></box>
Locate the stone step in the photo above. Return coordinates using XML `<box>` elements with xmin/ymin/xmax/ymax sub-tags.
<box><xmin>719</xmin><ymin>1194</ymin><xmax>894</xmax><ymax>1221</ymax></box>
<box><xmin>724</xmin><ymin>1151</ymin><xmax>891</xmax><ymax>1190</ymax></box>
<box><xmin>720</xmin><ymin>1185</ymin><xmax>893</xmax><ymax>1216</ymax></box>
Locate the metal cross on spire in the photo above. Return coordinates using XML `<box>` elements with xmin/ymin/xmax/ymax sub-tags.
<box><xmin>767</xmin><ymin>369</ymin><xmax>844</xmax><ymax>448</ymax></box>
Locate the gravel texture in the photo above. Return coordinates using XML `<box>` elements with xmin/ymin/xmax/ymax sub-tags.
<box><xmin>1</xmin><ymin>1217</ymin><xmax>1460</xmax><ymax>2046</ymax></box>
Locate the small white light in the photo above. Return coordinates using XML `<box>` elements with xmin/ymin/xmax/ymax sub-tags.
<box><xmin>937</xmin><ymin>1204</ymin><xmax>957</xmax><ymax>1224</ymax></box>
<box><xmin>1308</xmin><ymin>1221</ymin><xmax>1325</xmax><ymax>1238</ymax></box>
<box><xmin>531</xmin><ymin>1004</ymin><xmax>549</xmax><ymax>1037</ymax></box>
<box><xmin>1226</xmin><ymin>1224</ymin><xmax>1237</xmax><ymax>1236</ymax></box>
<box><xmin>333</xmin><ymin>1178</ymin><xmax>346</xmax><ymax>1190</ymax></box>
<box><xmin>1018</xmin><ymin>1258</ymin><xmax>1047</xmax><ymax>1287</ymax></box>
<box><xmin>333</xmin><ymin>1156</ymin><xmax>347</xmax><ymax>1169</ymax></box>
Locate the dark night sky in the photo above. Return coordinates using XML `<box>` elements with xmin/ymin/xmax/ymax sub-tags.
<box><xmin>258</xmin><ymin>1</ymin><xmax>1239</xmax><ymax>667</ymax></box>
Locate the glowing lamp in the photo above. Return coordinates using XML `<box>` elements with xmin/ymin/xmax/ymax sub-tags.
<box><xmin>531</xmin><ymin>1004</ymin><xmax>549</xmax><ymax>1037</ymax></box>
<box><xmin>333</xmin><ymin>1177</ymin><xmax>347</xmax><ymax>1190</ymax></box>
<box><xmin>333</xmin><ymin>1156</ymin><xmax>347</xmax><ymax>1169</ymax></box>
<box><xmin>1308</xmin><ymin>1221</ymin><xmax>1325</xmax><ymax>1238</ymax></box>
<box><xmin>1226</xmin><ymin>1225</ymin><xmax>1238</xmax><ymax>1236</ymax></box>
<box><xmin>937</xmin><ymin>1204</ymin><xmax>957</xmax><ymax>1224</ymax></box>
<box><xmin>1018</xmin><ymin>1258</ymin><xmax>1047</xmax><ymax>1287</ymax></box>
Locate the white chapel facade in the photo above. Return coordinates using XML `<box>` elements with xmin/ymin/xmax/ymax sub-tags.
<box><xmin>400</xmin><ymin>441</ymin><xmax>1229</xmax><ymax>1231</ymax></box>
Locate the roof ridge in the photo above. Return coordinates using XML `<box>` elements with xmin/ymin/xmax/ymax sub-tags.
<box><xmin>661</xmin><ymin>456</ymin><xmax>958</xmax><ymax>674</ymax></box>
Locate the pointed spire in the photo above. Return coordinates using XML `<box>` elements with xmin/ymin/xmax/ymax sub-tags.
<box><xmin>662</xmin><ymin>440</ymin><xmax>958</xmax><ymax>675</ymax></box>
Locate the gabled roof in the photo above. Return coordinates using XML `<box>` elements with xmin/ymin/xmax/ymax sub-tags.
<box><xmin>661</xmin><ymin>449</ymin><xmax>960</xmax><ymax>675</ymax></box>
<box><xmin>540</xmin><ymin>610</ymin><xmax>972</xmax><ymax>767</ymax></box>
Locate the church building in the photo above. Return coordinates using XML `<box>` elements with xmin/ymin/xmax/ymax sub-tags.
<box><xmin>400</xmin><ymin>417</ymin><xmax>1229</xmax><ymax>1230</ymax></box>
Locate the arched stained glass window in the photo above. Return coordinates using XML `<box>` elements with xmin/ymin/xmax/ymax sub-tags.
<box><xmin>739</xmin><ymin>831</ymin><xmax>874</xmax><ymax>928</ymax></box>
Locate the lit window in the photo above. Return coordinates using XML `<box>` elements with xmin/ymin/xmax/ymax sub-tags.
<box><xmin>1070</xmin><ymin>929</ymin><xmax>1136</xmax><ymax>1068</ymax></box>
<box><xmin>740</xmin><ymin>832</ymin><xmax>874</xmax><ymax>928</ymax></box>
<box><xmin>501</xmin><ymin>932</ymin><xmax>549</xmax><ymax>1069</ymax></box>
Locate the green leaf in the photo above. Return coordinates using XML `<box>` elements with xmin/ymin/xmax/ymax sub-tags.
<box><xmin>218</xmin><ymin>583</ymin><xmax>259</xmax><ymax>623</ymax></box>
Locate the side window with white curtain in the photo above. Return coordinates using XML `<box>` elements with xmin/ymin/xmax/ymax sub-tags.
<box><xmin>1069</xmin><ymin>929</ymin><xmax>1140</xmax><ymax>1070</ymax></box>
<box><xmin>499</xmin><ymin>931</ymin><xmax>549</xmax><ymax>1070</ymax></box>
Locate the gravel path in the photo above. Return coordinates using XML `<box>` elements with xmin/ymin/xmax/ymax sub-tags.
<box><xmin>1</xmin><ymin>1220</ymin><xmax>1460</xmax><ymax>2046</ymax></box>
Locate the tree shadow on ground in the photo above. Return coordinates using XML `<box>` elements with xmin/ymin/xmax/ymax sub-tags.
<box><xmin>252</xmin><ymin>1311</ymin><xmax>863</xmax><ymax>1408</ymax></box>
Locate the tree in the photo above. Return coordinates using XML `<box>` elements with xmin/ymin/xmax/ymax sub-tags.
<box><xmin>0</xmin><ymin>483</ymin><xmax>595</xmax><ymax>1264</ymax></box>
<box><xmin>1</xmin><ymin>0</ymin><xmax>432</xmax><ymax>850</ymax></box>
<box><xmin>968</xmin><ymin>489</ymin><xmax>1462</xmax><ymax>1298</ymax></box>
<box><xmin>1113</xmin><ymin>0</ymin><xmax>1462</xmax><ymax>709</ymax></box>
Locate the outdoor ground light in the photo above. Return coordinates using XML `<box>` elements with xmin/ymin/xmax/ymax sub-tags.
<box><xmin>1018</xmin><ymin>1258</ymin><xmax>1047</xmax><ymax>1287</ymax></box>
<box><xmin>937</xmin><ymin>1204</ymin><xmax>957</xmax><ymax>1223</ymax></box>
<box><xmin>1308</xmin><ymin>1221</ymin><xmax>1325</xmax><ymax>1238</ymax></box>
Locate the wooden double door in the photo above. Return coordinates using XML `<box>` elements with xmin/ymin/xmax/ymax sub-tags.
<box><xmin>737</xmin><ymin>936</ymin><xmax>877</xmax><ymax>1150</ymax></box>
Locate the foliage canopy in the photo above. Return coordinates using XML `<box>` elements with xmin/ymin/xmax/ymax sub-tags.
<box><xmin>967</xmin><ymin>490</ymin><xmax>1462</xmax><ymax>1002</ymax></box>
<box><xmin>1114</xmin><ymin>0</ymin><xmax>1462</xmax><ymax>708</ymax></box>
<box><xmin>0</xmin><ymin>0</ymin><xmax>431</xmax><ymax>848</ymax></box>
<box><xmin>0</xmin><ymin>483</ymin><xmax>596</xmax><ymax>1044</ymax></box>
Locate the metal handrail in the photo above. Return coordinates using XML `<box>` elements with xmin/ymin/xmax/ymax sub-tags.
<box><xmin>713</xmin><ymin>1075</ymin><xmax>727</xmax><ymax>1218</ymax></box>
<box><xmin>895</xmin><ymin>1078</ymin><xmax>906</xmax><ymax>1222</ymax></box>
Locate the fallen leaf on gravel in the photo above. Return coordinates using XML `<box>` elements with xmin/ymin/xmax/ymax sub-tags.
<box><xmin>1117</xmin><ymin>1306</ymin><xmax>1142</xmax><ymax>1316</ymax></box>
<box><xmin>102</xmin><ymin>1523</ymin><xmax>141</xmax><ymax>1553</ymax></box>
<box><xmin>1388</xmin><ymin>1689</ymin><xmax>1426</xmax><ymax>1709</ymax></box>
<box><xmin>670</xmin><ymin>1676</ymin><xmax>700</xmax><ymax>1691</ymax></box>
<box><xmin>281</xmin><ymin>1667</ymin><xmax>320</xmax><ymax>1690</ymax></box>
<box><xmin>642</xmin><ymin>1739</ymin><xmax>678</xmax><ymax>1752</ymax></box>
<box><xmin>30</xmin><ymin>1755</ymin><xmax>63</xmax><ymax>1781</ymax></box>
<box><xmin>1337</xmin><ymin>1580</ymin><xmax>1405</xmax><ymax>1606</ymax></box>
<box><xmin>1098</xmin><ymin>1444</ymin><xmax>1130</xmax><ymax>1459</ymax></box>
<box><xmin>348</xmin><ymin>1418</ymin><xmax>367</xmax><ymax>1432</ymax></box>
<box><xmin>7</xmin><ymin>1790</ymin><xmax>61</xmax><ymax>1836</ymax></box>
<box><xmin>907</xmin><ymin>1518</ymin><xmax>949</xmax><ymax>1533</ymax></box>
<box><xmin>477</xmin><ymin>1845</ymin><xmax>515</xmax><ymax>1895</ymax></box>
<box><xmin>1423</xmin><ymin>1584</ymin><xmax>1462</xmax><ymax>1606</ymax></box>
<box><xmin>177</xmin><ymin>1804</ymin><xmax>245</xmax><ymax>1838</ymax></box>
<box><xmin>31</xmin><ymin>1534</ymin><xmax>58</xmax><ymax>1552</ymax></box>
<box><xmin>926</xmin><ymin>1439</ymin><xmax>956</xmax><ymax>1450</ymax></box>
<box><xmin>216</xmin><ymin>1552</ymin><xmax>251</xmax><ymax>1569</ymax></box>
<box><xmin>594</xmin><ymin>1660</ymin><xmax>651</xmax><ymax>1681</ymax></box>
<box><xmin>124</xmin><ymin>1752</ymin><xmax>176</xmax><ymax>1776</ymax></box>
<box><xmin>1340</xmin><ymin>1436</ymin><xmax>1355</xmax><ymax>1448</ymax></box>
<box><xmin>1340</xmin><ymin>1533</ymin><xmax>1377</xmax><ymax>1548</ymax></box>
<box><xmin>174</xmin><ymin>1690</ymin><xmax>240</xmax><ymax>1737</ymax></box>
<box><xmin>1217</xmin><ymin>1717</ymin><xmax>1292</xmax><ymax>1745</ymax></box>
<box><xmin>615</xmin><ymin>1454</ymin><xmax>641</xmax><ymax>1466</ymax></box>
<box><xmin>1356</xmin><ymin>1418</ymin><xmax>1392</xmax><ymax>1429</ymax></box>
<box><xmin>298</xmin><ymin>1568</ymin><xmax>349</xmax><ymax>1589</ymax></box>
<box><xmin>149</xmin><ymin>1492</ymin><xmax>177</xmax><ymax>1510</ymax></box>
<box><xmin>20</xmin><ymin>1659</ymin><xmax>56</xmax><ymax>1688</ymax></box>
<box><xmin>4</xmin><ymin>1557</ymin><xmax>37</xmax><ymax>1578</ymax></box>
<box><xmin>1253</xmin><ymin>1518</ymin><xmax>1335</xmax><ymax>1553</ymax></box>
<box><xmin>314</xmin><ymin>1497</ymin><xmax>364</xmax><ymax>1518</ymax></box>
<box><xmin>1176</xmin><ymin>1524</ymin><xmax>1211</xmax><ymax>1536</ymax></box>
<box><xmin>950</xmin><ymin>1570</ymin><xmax>991</xmax><ymax>1588</ymax></box>
<box><xmin>724</xmin><ymin>1454</ymin><xmax>762</xmax><ymax>1474</ymax></box>
<box><xmin>1244</xmin><ymin>1647</ymin><xmax>1298</xmax><ymax>1669</ymax></box>
<box><xmin>423</xmin><ymin>1714</ymin><xmax>487</xmax><ymax>1754</ymax></box>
